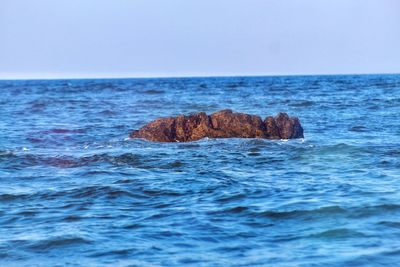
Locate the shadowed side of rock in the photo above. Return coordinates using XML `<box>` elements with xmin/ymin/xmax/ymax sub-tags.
<box><xmin>130</xmin><ymin>109</ymin><xmax>304</xmax><ymax>142</ymax></box>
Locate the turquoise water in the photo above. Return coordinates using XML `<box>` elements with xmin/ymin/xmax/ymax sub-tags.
<box><xmin>0</xmin><ymin>74</ymin><xmax>399</xmax><ymax>266</ymax></box>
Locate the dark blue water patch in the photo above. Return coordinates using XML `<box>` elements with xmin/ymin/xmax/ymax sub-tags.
<box><xmin>1</xmin><ymin>74</ymin><xmax>400</xmax><ymax>266</ymax></box>
<box><xmin>26</xmin><ymin>236</ymin><xmax>92</xmax><ymax>252</ymax></box>
<box><xmin>349</xmin><ymin>125</ymin><xmax>369</xmax><ymax>132</ymax></box>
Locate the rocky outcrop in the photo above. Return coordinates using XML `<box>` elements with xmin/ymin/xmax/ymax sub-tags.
<box><xmin>130</xmin><ymin>109</ymin><xmax>304</xmax><ymax>142</ymax></box>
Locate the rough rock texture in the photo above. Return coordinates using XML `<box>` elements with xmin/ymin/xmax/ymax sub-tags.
<box><xmin>130</xmin><ymin>109</ymin><xmax>304</xmax><ymax>142</ymax></box>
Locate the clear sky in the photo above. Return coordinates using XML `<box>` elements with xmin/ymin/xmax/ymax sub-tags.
<box><xmin>1</xmin><ymin>0</ymin><xmax>399</xmax><ymax>79</ymax></box>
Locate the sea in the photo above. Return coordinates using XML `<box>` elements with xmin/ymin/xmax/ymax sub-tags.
<box><xmin>0</xmin><ymin>74</ymin><xmax>399</xmax><ymax>266</ymax></box>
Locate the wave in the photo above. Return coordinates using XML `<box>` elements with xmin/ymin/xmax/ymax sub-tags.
<box><xmin>209</xmin><ymin>204</ymin><xmax>400</xmax><ymax>220</ymax></box>
<box><xmin>308</xmin><ymin>228</ymin><xmax>368</xmax><ymax>239</ymax></box>
<box><xmin>0</xmin><ymin>183</ymin><xmax>188</xmax><ymax>204</ymax></box>
<box><xmin>27</xmin><ymin>236</ymin><xmax>92</xmax><ymax>252</ymax></box>
<box><xmin>0</xmin><ymin>151</ymin><xmax>190</xmax><ymax>171</ymax></box>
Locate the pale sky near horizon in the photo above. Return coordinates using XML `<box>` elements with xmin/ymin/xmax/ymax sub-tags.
<box><xmin>1</xmin><ymin>0</ymin><xmax>400</xmax><ymax>79</ymax></box>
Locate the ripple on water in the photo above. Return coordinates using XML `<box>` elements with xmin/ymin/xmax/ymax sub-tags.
<box><xmin>26</xmin><ymin>236</ymin><xmax>92</xmax><ymax>252</ymax></box>
<box><xmin>308</xmin><ymin>228</ymin><xmax>369</xmax><ymax>239</ymax></box>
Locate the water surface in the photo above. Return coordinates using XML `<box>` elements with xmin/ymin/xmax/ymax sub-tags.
<box><xmin>0</xmin><ymin>75</ymin><xmax>400</xmax><ymax>266</ymax></box>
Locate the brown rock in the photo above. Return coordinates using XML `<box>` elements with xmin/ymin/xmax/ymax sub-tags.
<box><xmin>130</xmin><ymin>109</ymin><xmax>304</xmax><ymax>142</ymax></box>
<box><xmin>274</xmin><ymin>112</ymin><xmax>304</xmax><ymax>139</ymax></box>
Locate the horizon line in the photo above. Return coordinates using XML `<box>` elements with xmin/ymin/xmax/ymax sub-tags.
<box><xmin>0</xmin><ymin>72</ymin><xmax>399</xmax><ymax>81</ymax></box>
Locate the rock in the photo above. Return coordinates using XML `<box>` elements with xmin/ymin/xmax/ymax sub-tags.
<box><xmin>130</xmin><ymin>109</ymin><xmax>304</xmax><ymax>142</ymax></box>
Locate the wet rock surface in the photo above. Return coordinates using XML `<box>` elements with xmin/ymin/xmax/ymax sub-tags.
<box><xmin>130</xmin><ymin>110</ymin><xmax>304</xmax><ymax>142</ymax></box>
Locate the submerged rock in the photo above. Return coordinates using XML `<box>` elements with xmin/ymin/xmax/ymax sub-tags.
<box><xmin>130</xmin><ymin>109</ymin><xmax>304</xmax><ymax>142</ymax></box>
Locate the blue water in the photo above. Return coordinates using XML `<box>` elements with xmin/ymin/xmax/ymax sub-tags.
<box><xmin>0</xmin><ymin>75</ymin><xmax>400</xmax><ymax>266</ymax></box>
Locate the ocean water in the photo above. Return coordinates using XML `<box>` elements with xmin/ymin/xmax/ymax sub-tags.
<box><xmin>0</xmin><ymin>74</ymin><xmax>399</xmax><ymax>266</ymax></box>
